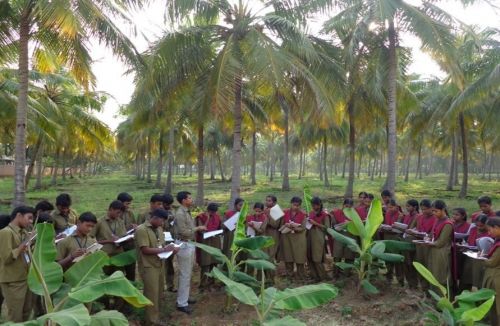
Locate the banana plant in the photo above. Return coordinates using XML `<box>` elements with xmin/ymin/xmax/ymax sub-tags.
<box><xmin>7</xmin><ymin>223</ymin><xmax>151</xmax><ymax>326</ymax></box>
<box><xmin>211</xmin><ymin>266</ymin><xmax>338</xmax><ymax>325</ymax></box>
<box><xmin>326</xmin><ymin>199</ymin><xmax>415</xmax><ymax>294</ymax></box>
<box><xmin>413</xmin><ymin>262</ymin><xmax>495</xmax><ymax>325</ymax></box>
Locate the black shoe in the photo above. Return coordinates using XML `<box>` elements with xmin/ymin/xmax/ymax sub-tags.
<box><xmin>188</xmin><ymin>298</ymin><xmax>197</xmax><ymax>304</ymax></box>
<box><xmin>177</xmin><ymin>306</ymin><xmax>192</xmax><ymax>315</ymax></box>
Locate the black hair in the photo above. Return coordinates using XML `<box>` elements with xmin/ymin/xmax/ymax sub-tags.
<box><xmin>358</xmin><ymin>191</ymin><xmax>368</xmax><ymax>198</ymax></box>
<box><xmin>117</xmin><ymin>192</ymin><xmax>133</xmax><ymax>202</ymax></box>
<box><xmin>79</xmin><ymin>212</ymin><xmax>97</xmax><ymax>224</ymax></box>
<box><xmin>367</xmin><ymin>193</ymin><xmax>374</xmax><ymax>200</ymax></box>
<box><xmin>207</xmin><ymin>203</ymin><xmax>219</xmax><ymax>212</ymax></box>
<box><xmin>388</xmin><ymin>199</ymin><xmax>398</xmax><ymax>207</ymax></box>
<box><xmin>0</xmin><ymin>214</ymin><xmax>10</xmax><ymax>229</ymax></box>
<box><xmin>452</xmin><ymin>207</ymin><xmax>467</xmax><ymax>221</ymax></box>
<box><xmin>234</xmin><ymin>197</ymin><xmax>244</xmax><ymax>207</ymax></box>
<box><xmin>151</xmin><ymin>208</ymin><xmax>169</xmax><ymax>219</ymax></box>
<box><xmin>420</xmin><ymin>199</ymin><xmax>432</xmax><ymax>209</ymax></box>
<box><xmin>163</xmin><ymin>194</ymin><xmax>174</xmax><ymax>205</ymax></box>
<box><xmin>290</xmin><ymin>196</ymin><xmax>302</xmax><ymax>205</ymax></box>
<box><xmin>10</xmin><ymin>206</ymin><xmax>36</xmax><ymax>221</ymax></box>
<box><xmin>37</xmin><ymin>212</ymin><xmax>52</xmax><ymax>224</ymax></box>
<box><xmin>432</xmin><ymin>200</ymin><xmax>449</xmax><ymax>216</ymax></box>
<box><xmin>35</xmin><ymin>200</ymin><xmax>54</xmax><ymax>212</ymax></box>
<box><xmin>254</xmin><ymin>202</ymin><xmax>264</xmax><ymax>210</ymax></box>
<box><xmin>266</xmin><ymin>195</ymin><xmax>277</xmax><ymax>204</ymax></box>
<box><xmin>476</xmin><ymin>214</ymin><xmax>489</xmax><ymax>225</ymax></box>
<box><xmin>176</xmin><ymin>191</ymin><xmax>192</xmax><ymax>204</ymax></box>
<box><xmin>381</xmin><ymin>190</ymin><xmax>392</xmax><ymax>197</ymax></box>
<box><xmin>478</xmin><ymin>196</ymin><xmax>492</xmax><ymax>205</ymax></box>
<box><xmin>109</xmin><ymin>200</ymin><xmax>125</xmax><ymax>211</ymax></box>
<box><xmin>311</xmin><ymin>196</ymin><xmax>323</xmax><ymax>216</ymax></box>
<box><xmin>343</xmin><ymin>198</ymin><xmax>354</xmax><ymax>206</ymax></box>
<box><xmin>55</xmin><ymin>193</ymin><xmax>72</xmax><ymax>207</ymax></box>
<box><xmin>486</xmin><ymin>217</ymin><xmax>500</xmax><ymax>228</ymax></box>
<box><xmin>150</xmin><ymin>194</ymin><xmax>165</xmax><ymax>203</ymax></box>
<box><xmin>406</xmin><ymin>199</ymin><xmax>419</xmax><ymax>212</ymax></box>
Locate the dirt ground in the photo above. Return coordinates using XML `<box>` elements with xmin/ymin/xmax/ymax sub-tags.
<box><xmin>128</xmin><ymin>256</ymin><xmax>429</xmax><ymax>326</ymax></box>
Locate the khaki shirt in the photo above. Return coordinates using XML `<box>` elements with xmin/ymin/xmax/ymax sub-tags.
<box><xmin>56</xmin><ymin>232</ymin><xmax>96</xmax><ymax>261</ymax></box>
<box><xmin>137</xmin><ymin>211</ymin><xmax>152</xmax><ymax>225</ymax></box>
<box><xmin>50</xmin><ymin>209</ymin><xmax>78</xmax><ymax>234</ymax></box>
<box><xmin>0</xmin><ymin>223</ymin><xmax>29</xmax><ymax>283</ymax></box>
<box><xmin>91</xmin><ymin>215</ymin><xmax>127</xmax><ymax>256</ymax></box>
<box><xmin>135</xmin><ymin>222</ymin><xmax>165</xmax><ymax>268</ymax></box>
<box><xmin>173</xmin><ymin>206</ymin><xmax>195</xmax><ymax>241</ymax></box>
<box><xmin>121</xmin><ymin>210</ymin><xmax>137</xmax><ymax>230</ymax></box>
<box><xmin>163</xmin><ymin>209</ymin><xmax>175</xmax><ymax>233</ymax></box>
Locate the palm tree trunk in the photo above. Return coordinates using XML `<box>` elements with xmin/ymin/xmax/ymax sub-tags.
<box><xmin>251</xmin><ymin>129</ymin><xmax>257</xmax><ymax>185</ymax></box>
<box><xmin>345</xmin><ymin>101</ymin><xmax>355</xmax><ymax>197</ymax></box>
<box><xmin>371</xmin><ymin>155</ymin><xmax>377</xmax><ymax>181</ymax></box>
<box><xmin>404</xmin><ymin>146</ymin><xmax>411</xmax><ymax>182</ymax></box>
<box><xmin>342</xmin><ymin>150</ymin><xmax>347</xmax><ymax>179</ymax></box>
<box><xmin>357</xmin><ymin>153</ymin><xmax>363</xmax><ymax>178</ymax></box>
<box><xmin>165</xmin><ymin>127</ymin><xmax>175</xmax><ymax>194</ymax></box>
<box><xmin>146</xmin><ymin>136</ymin><xmax>152</xmax><ymax>183</ymax></box>
<box><xmin>229</xmin><ymin>72</ymin><xmax>243</xmax><ymax>210</ymax></box>
<box><xmin>318</xmin><ymin>146</ymin><xmax>323</xmax><ymax>181</ymax></box>
<box><xmin>155</xmin><ymin>133</ymin><xmax>164</xmax><ymax>188</ymax></box>
<box><xmin>384</xmin><ymin>19</ymin><xmax>398</xmax><ymax>194</ymax></box>
<box><xmin>415</xmin><ymin>144</ymin><xmax>422</xmax><ymax>179</ymax></box>
<box><xmin>34</xmin><ymin>144</ymin><xmax>44</xmax><ymax>190</ymax></box>
<box><xmin>302</xmin><ymin>149</ymin><xmax>307</xmax><ymax>177</ymax></box>
<box><xmin>458</xmin><ymin>113</ymin><xmax>468</xmax><ymax>198</ymax></box>
<box><xmin>322</xmin><ymin>136</ymin><xmax>330</xmax><ymax>187</ymax></box>
<box><xmin>447</xmin><ymin>131</ymin><xmax>457</xmax><ymax>190</ymax></box>
<box><xmin>51</xmin><ymin>150</ymin><xmax>60</xmax><ymax>186</ymax></box>
<box><xmin>195</xmin><ymin>126</ymin><xmax>205</xmax><ymax>207</ymax></box>
<box><xmin>210</xmin><ymin>154</ymin><xmax>215</xmax><ymax>180</ymax></box>
<box><xmin>25</xmin><ymin>136</ymin><xmax>43</xmax><ymax>188</ymax></box>
<box><xmin>281</xmin><ymin>97</ymin><xmax>290</xmax><ymax>191</ymax></box>
<box><xmin>298</xmin><ymin>148</ymin><xmax>303</xmax><ymax>179</ymax></box>
<box><xmin>62</xmin><ymin>149</ymin><xmax>67</xmax><ymax>181</ymax></box>
<box><xmin>488</xmin><ymin>153</ymin><xmax>494</xmax><ymax>181</ymax></box>
<box><xmin>13</xmin><ymin>11</ymin><xmax>31</xmax><ymax>206</ymax></box>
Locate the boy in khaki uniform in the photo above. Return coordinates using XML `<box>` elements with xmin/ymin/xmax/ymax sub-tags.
<box><xmin>162</xmin><ymin>194</ymin><xmax>177</xmax><ymax>292</ymax></box>
<box><xmin>135</xmin><ymin>209</ymin><xmax>179</xmax><ymax>325</ymax></box>
<box><xmin>117</xmin><ymin>192</ymin><xmax>137</xmax><ymax>282</ymax></box>
<box><xmin>50</xmin><ymin>193</ymin><xmax>78</xmax><ymax>234</ymax></box>
<box><xmin>138</xmin><ymin>194</ymin><xmax>164</xmax><ymax>224</ymax></box>
<box><xmin>56</xmin><ymin>212</ymin><xmax>98</xmax><ymax>270</ymax></box>
<box><xmin>0</xmin><ymin>206</ymin><xmax>35</xmax><ymax>322</ymax></box>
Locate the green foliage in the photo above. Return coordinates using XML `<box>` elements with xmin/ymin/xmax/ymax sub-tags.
<box><xmin>303</xmin><ymin>185</ymin><xmax>313</xmax><ymax>214</ymax></box>
<box><xmin>413</xmin><ymin>262</ymin><xmax>495</xmax><ymax>325</ymax></box>
<box><xmin>107</xmin><ymin>250</ymin><xmax>136</xmax><ymax>267</ymax></box>
<box><xmin>231</xmin><ymin>202</ymin><xmax>249</xmax><ymax>252</ymax></box>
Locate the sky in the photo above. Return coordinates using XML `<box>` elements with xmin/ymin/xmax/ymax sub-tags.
<box><xmin>91</xmin><ymin>0</ymin><xmax>500</xmax><ymax>131</ymax></box>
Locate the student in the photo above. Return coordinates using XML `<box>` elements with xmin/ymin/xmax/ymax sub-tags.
<box><xmin>195</xmin><ymin>203</ymin><xmax>222</xmax><ymax>291</ymax></box>
<box><xmin>263</xmin><ymin>195</ymin><xmax>280</xmax><ymax>281</ymax></box>
<box><xmin>91</xmin><ymin>200</ymin><xmax>128</xmax><ymax>274</ymax></box>
<box><xmin>0</xmin><ymin>206</ymin><xmax>35</xmax><ymax>322</ymax></box>
<box><xmin>468</xmin><ymin>214</ymin><xmax>492</xmax><ymax>246</ymax></box>
<box><xmin>381</xmin><ymin>190</ymin><xmax>392</xmax><ymax>213</ymax></box>
<box><xmin>355</xmin><ymin>192</ymin><xmax>369</xmax><ymax>221</ymax></box>
<box><xmin>50</xmin><ymin>193</ymin><xmax>78</xmax><ymax>234</ymax></box>
<box><xmin>117</xmin><ymin>192</ymin><xmax>136</xmax><ymax>282</ymax></box>
<box><xmin>222</xmin><ymin>198</ymin><xmax>244</xmax><ymax>259</ymax></box>
<box><xmin>135</xmin><ymin>208</ymin><xmax>179</xmax><ymax>326</ymax></box>
<box><xmin>281</xmin><ymin>197</ymin><xmax>307</xmax><ymax>281</ymax></box>
<box><xmin>330</xmin><ymin>199</ymin><xmax>357</xmax><ymax>278</ymax></box>
<box><xmin>426</xmin><ymin>200</ymin><xmax>454</xmax><ymax>289</ymax></box>
<box><xmin>306</xmin><ymin>197</ymin><xmax>330</xmax><ymax>282</ymax></box>
<box><xmin>56</xmin><ymin>212</ymin><xmax>98</xmax><ymax>270</ymax></box>
<box><xmin>471</xmin><ymin>196</ymin><xmax>496</xmax><ymax>222</ymax></box>
<box><xmin>0</xmin><ymin>214</ymin><xmax>10</xmax><ymax>309</ymax></box>
<box><xmin>483</xmin><ymin>217</ymin><xmax>500</xmax><ymax>326</ymax></box>
<box><xmin>34</xmin><ymin>200</ymin><xmax>54</xmax><ymax>219</ymax></box>
<box><xmin>400</xmin><ymin>199</ymin><xmax>420</xmax><ymax>289</ymax></box>
<box><xmin>162</xmin><ymin>194</ymin><xmax>177</xmax><ymax>292</ymax></box>
<box><xmin>452</xmin><ymin>208</ymin><xmax>471</xmax><ymax>240</ymax></box>
<box><xmin>383</xmin><ymin>199</ymin><xmax>404</xmax><ymax>286</ymax></box>
<box><xmin>173</xmin><ymin>191</ymin><xmax>205</xmax><ymax>314</ymax></box>
<box><xmin>246</xmin><ymin>202</ymin><xmax>267</xmax><ymax>236</ymax></box>
<box><xmin>138</xmin><ymin>194</ymin><xmax>165</xmax><ymax>224</ymax></box>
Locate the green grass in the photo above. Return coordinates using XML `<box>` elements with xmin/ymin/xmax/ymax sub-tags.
<box><xmin>0</xmin><ymin>171</ymin><xmax>499</xmax><ymax>216</ymax></box>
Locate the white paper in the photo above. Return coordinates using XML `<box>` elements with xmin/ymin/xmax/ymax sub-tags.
<box><xmin>164</xmin><ymin>232</ymin><xmax>174</xmax><ymax>242</ymax></box>
<box><xmin>463</xmin><ymin>250</ymin><xmax>487</xmax><ymax>260</ymax></box>
<box><xmin>203</xmin><ymin>229</ymin><xmax>223</xmax><ymax>239</ymax></box>
<box><xmin>393</xmin><ymin>222</ymin><xmax>408</xmax><ymax>230</ymax></box>
<box><xmin>223</xmin><ymin>212</ymin><xmax>240</xmax><ymax>231</ymax></box>
<box><xmin>157</xmin><ymin>243</ymin><xmax>182</xmax><ymax>259</ymax></box>
<box><xmin>72</xmin><ymin>243</ymin><xmax>103</xmax><ymax>263</ymax></box>
<box><xmin>455</xmin><ymin>232</ymin><xmax>469</xmax><ymax>240</ymax></box>
<box><xmin>60</xmin><ymin>225</ymin><xmax>77</xmax><ymax>237</ymax></box>
<box><xmin>270</xmin><ymin>205</ymin><xmax>284</xmax><ymax>221</ymax></box>
<box><xmin>246</xmin><ymin>226</ymin><xmax>256</xmax><ymax>237</ymax></box>
<box><xmin>477</xmin><ymin>237</ymin><xmax>494</xmax><ymax>252</ymax></box>
<box><xmin>114</xmin><ymin>234</ymin><xmax>134</xmax><ymax>244</ymax></box>
<box><xmin>305</xmin><ymin>220</ymin><xmax>313</xmax><ymax>230</ymax></box>
<box><xmin>126</xmin><ymin>228</ymin><xmax>135</xmax><ymax>235</ymax></box>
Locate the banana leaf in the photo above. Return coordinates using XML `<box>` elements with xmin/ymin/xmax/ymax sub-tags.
<box><xmin>64</xmin><ymin>251</ymin><xmax>109</xmax><ymax>287</ymax></box>
<box><xmin>380</xmin><ymin>240</ymin><xmax>415</xmax><ymax>252</ymax></box>
<box><xmin>90</xmin><ymin>310</ymin><xmax>128</xmax><ymax>326</ymax></box>
<box><xmin>244</xmin><ymin>259</ymin><xmax>276</xmax><ymax>271</ymax></box>
<box><xmin>303</xmin><ymin>185</ymin><xmax>312</xmax><ymax>214</ymax></box>
<box><xmin>370</xmin><ymin>242</ymin><xmax>404</xmax><ymax>263</ymax></box>
<box><xmin>361</xmin><ymin>279</ymin><xmax>379</xmax><ymax>294</ymax></box>
<box><xmin>247</xmin><ymin>249</ymin><xmax>269</xmax><ymax>260</ymax></box>
<box><xmin>326</xmin><ymin>228</ymin><xmax>361</xmax><ymax>254</ymax></box>
<box><xmin>455</xmin><ymin>289</ymin><xmax>495</xmax><ymax>303</ymax></box>
<box><xmin>235</xmin><ymin>236</ymin><xmax>274</xmax><ymax>250</ymax></box>
<box><xmin>37</xmin><ymin>303</ymin><xmax>90</xmax><ymax>326</ymax></box>
<box><xmin>69</xmin><ymin>271</ymin><xmax>152</xmax><ymax>308</ymax></box>
<box><xmin>272</xmin><ymin>283</ymin><xmax>338</xmax><ymax>310</ymax></box>
<box><xmin>365</xmin><ymin>199</ymin><xmax>384</xmax><ymax>240</ymax></box>
<box><xmin>211</xmin><ymin>267</ymin><xmax>259</xmax><ymax>305</ymax></box>
<box><xmin>231</xmin><ymin>202</ymin><xmax>249</xmax><ymax>252</ymax></box>
<box><xmin>334</xmin><ymin>262</ymin><xmax>355</xmax><ymax>270</ymax></box>
<box><xmin>233</xmin><ymin>271</ymin><xmax>260</xmax><ymax>288</ymax></box>
<box><xmin>459</xmin><ymin>296</ymin><xmax>495</xmax><ymax>323</ymax></box>
<box><xmin>343</xmin><ymin>208</ymin><xmax>365</xmax><ymax>238</ymax></box>
<box><xmin>263</xmin><ymin>315</ymin><xmax>305</xmax><ymax>326</ymax></box>
<box><xmin>191</xmin><ymin>241</ymin><xmax>228</xmax><ymax>264</ymax></box>
<box><xmin>107</xmin><ymin>250</ymin><xmax>136</xmax><ymax>267</ymax></box>
<box><xmin>413</xmin><ymin>262</ymin><xmax>447</xmax><ymax>297</ymax></box>
<box><xmin>28</xmin><ymin>223</ymin><xmax>64</xmax><ymax>295</ymax></box>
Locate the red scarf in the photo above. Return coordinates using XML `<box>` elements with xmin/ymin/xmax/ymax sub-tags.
<box><xmin>196</xmin><ymin>213</ymin><xmax>221</xmax><ymax>232</ymax></box>
<box><xmin>453</xmin><ymin>221</ymin><xmax>470</xmax><ymax>234</ymax></box>
<box><xmin>403</xmin><ymin>212</ymin><xmax>418</xmax><ymax>226</ymax></box>
<box><xmin>355</xmin><ymin>205</ymin><xmax>368</xmax><ymax>221</ymax></box>
<box><xmin>384</xmin><ymin>210</ymin><xmax>399</xmax><ymax>226</ymax></box>
<box><xmin>283</xmin><ymin>209</ymin><xmax>306</xmax><ymax>224</ymax></box>
<box><xmin>468</xmin><ymin>227</ymin><xmax>491</xmax><ymax>246</ymax></box>
<box><xmin>246</xmin><ymin>213</ymin><xmax>266</xmax><ymax>224</ymax></box>
<box><xmin>416</xmin><ymin>214</ymin><xmax>437</xmax><ymax>233</ymax></box>
<box><xmin>471</xmin><ymin>210</ymin><xmax>496</xmax><ymax>222</ymax></box>
<box><xmin>432</xmin><ymin>218</ymin><xmax>453</xmax><ymax>239</ymax></box>
<box><xmin>487</xmin><ymin>239</ymin><xmax>500</xmax><ymax>258</ymax></box>
<box><xmin>308</xmin><ymin>210</ymin><xmax>329</xmax><ymax>225</ymax></box>
<box><xmin>331</xmin><ymin>209</ymin><xmax>350</xmax><ymax>224</ymax></box>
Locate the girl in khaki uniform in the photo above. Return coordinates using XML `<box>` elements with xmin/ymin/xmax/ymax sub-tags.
<box><xmin>307</xmin><ymin>197</ymin><xmax>330</xmax><ymax>282</ymax></box>
<box><xmin>280</xmin><ymin>197</ymin><xmax>307</xmax><ymax>281</ymax></box>
<box><xmin>483</xmin><ymin>216</ymin><xmax>500</xmax><ymax>326</ymax></box>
